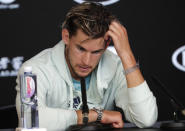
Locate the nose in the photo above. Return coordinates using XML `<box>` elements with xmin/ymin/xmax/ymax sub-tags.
<box><xmin>82</xmin><ymin>52</ymin><xmax>91</xmax><ymax>65</ymax></box>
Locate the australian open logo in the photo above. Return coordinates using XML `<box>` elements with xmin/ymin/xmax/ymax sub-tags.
<box><xmin>172</xmin><ymin>45</ymin><xmax>185</xmax><ymax>72</ymax></box>
<box><xmin>0</xmin><ymin>0</ymin><xmax>20</xmax><ymax>9</ymax></box>
<box><xmin>73</xmin><ymin>0</ymin><xmax>120</xmax><ymax>6</ymax></box>
<box><xmin>0</xmin><ymin>56</ymin><xmax>24</xmax><ymax>77</ymax></box>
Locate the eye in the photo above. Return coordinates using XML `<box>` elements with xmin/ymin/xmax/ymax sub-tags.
<box><xmin>92</xmin><ymin>50</ymin><xmax>103</xmax><ymax>54</ymax></box>
<box><xmin>92</xmin><ymin>50</ymin><xmax>101</xmax><ymax>54</ymax></box>
<box><xmin>77</xmin><ymin>46</ymin><xmax>85</xmax><ymax>52</ymax></box>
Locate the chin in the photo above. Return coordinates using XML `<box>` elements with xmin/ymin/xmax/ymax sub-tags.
<box><xmin>77</xmin><ymin>72</ymin><xmax>90</xmax><ymax>78</ymax></box>
<box><xmin>79</xmin><ymin>74</ymin><xmax>89</xmax><ymax>78</ymax></box>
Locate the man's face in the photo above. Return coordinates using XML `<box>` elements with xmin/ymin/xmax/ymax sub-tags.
<box><xmin>64</xmin><ymin>29</ymin><xmax>105</xmax><ymax>80</ymax></box>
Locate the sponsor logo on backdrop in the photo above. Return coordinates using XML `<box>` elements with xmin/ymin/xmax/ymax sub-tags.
<box><xmin>0</xmin><ymin>56</ymin><xmax>24</xmax><ymax>77</ymax></box>
<box><xmin>0</xmin><ymin>0</ymin><xmax>19</xmax><ymax>10</ymax></box>
<box><xmin>73</xmin><ymin>0</ymin><xmax>120</xmax><ymax>6</ymax></box>
<box><xmin>172</xmin><ymin>45</ymin><xmax>185</xmax><ymax>72</ymax></box>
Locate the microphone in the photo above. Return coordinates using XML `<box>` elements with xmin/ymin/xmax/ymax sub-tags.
<box><xmin>151</xmin><ymin>75</ymin><xmax>185</xmax><ymax>130</ymax></box>
<box><xmin>80</xmin><ymin>78</ymin><xmax>89</xmax><ymax>124</ymax></box>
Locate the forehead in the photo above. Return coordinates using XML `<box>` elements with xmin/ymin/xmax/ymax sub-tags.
<box><xmin>70</xmin><ymin>29</ymin><xmax>105</xmax><ymax>49</ymax></box>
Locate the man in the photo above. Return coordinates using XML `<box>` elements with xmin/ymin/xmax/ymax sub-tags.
<box><xmin>15</xmin><ymin>2</ymin><xmax>158</xmax><ymax>131</ymax></box>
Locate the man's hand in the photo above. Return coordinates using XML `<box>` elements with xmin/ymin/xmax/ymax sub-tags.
<box><xmin>101</xmin><ymin>110</ymin><xmax>124</xmax><ymax>128</ymax></box>
<box><xmin>105</xmin><ymin>21</ymin><xmax>132</xmax><ymax>61</ymax></box>
<box><xmin>76</xmin><ymin>110</ymin><xmax>124</xmax><ymax>128</ymax></box>
<box><xmin>105</xmin><ymin>21</ymin><xmax>145</xmax><ymax>88</ymax></box>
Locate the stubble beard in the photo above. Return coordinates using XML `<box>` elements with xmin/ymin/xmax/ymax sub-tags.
<box><xmin>65</xmin><ymin>48</ymin><xmax>86</xmax><ymax>80</ymax></box>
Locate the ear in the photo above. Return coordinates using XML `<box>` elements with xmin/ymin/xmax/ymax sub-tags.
<box><xmin>62</xmin><ymin>29</ymin><xmax>70</xmax><ymax>45</ymax></box>
<box><xmin>105</xmin><ymin>37</ymin><xmax>111</xmax><ymax>49</ymax></box>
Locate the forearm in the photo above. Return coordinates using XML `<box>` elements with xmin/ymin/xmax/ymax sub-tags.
<box><xmin>115</xmin><ymin>81</ymin><xmax>157</xmax><ymax>128</ymax></box>
<box><xmin>119</xmin><ymin>50</ymin><xmax>144</xmax><ymax>88</ymax></box>
<box><xmin>38</xmin><ymin>107</ymin><xmax>77</xmax><ymax>130</ymax></box>
<box><xmin>125</xmin><ymin>83</ymin><xmax>158</xmax><ymax>127</ymax></box>
<box><xmin>76</xmin><ymin>109</ymin><xmax>124</xmax><ymax>128</ymax></box>
<box><xmin>107</xmin><ymin>21</ymin><xmax>145</xmax><ymax>88</ymax></box>
<box><xmin>16</xmin><ymin>93</ymin><xmax>77</xmax><ymax>130</ymax></box>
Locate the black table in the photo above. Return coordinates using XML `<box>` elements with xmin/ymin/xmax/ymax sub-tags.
<box><xmin>1</xmin><ymin>121</ymin><xmax>185</xmax><ymax>131</ymax></box>
<box><xmin>66</xmin><ymin>121</ymin><xmax>185</xmax><ymax>131</ymax></box>
<box><xmin>0</xmin><ymin>128</ymin><xmax>184</xmax><ymax>131</ymax></box>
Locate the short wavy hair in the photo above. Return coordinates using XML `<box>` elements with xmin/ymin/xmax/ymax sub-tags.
<box><xmin>62</xmin><ymin>2</ymin><xmax>116</xmax><ymax>39</ymax></box>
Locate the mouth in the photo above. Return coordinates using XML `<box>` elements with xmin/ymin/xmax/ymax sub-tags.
<box><xmin>78</xmin><ymin>65</ymin><xmax>91</xmax><ymax>72</ymax></box>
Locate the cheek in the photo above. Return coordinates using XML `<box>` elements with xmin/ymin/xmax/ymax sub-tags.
<box><xmin>69</xmin><ymin>48</ymin><xmax>81</xmax><ymax>64</ymax></box>
<box><xmin>91</xmin><ymin>55</ymin><xmax>102</xmax><ymax>66</ymax></box>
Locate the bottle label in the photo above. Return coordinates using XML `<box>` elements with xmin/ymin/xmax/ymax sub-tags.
<box><xmin>25</xmin><ymin>76</ymin><xmax>35</xmax><ymax>98</ymax></box>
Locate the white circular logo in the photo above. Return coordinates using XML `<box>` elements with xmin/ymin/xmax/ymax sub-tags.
<box><xmin>172</xmin><ymin>45</ymin><xmax>185</xmax><ymax>72</ymax></box>
<box><xmin>0</xmin><ymin>0</ymin><xmax>15</xmax><ymax>4</ymax></box>
<box><xmin>73</xmin><ymin>0</ymin><xmax>120</xmax><ymax>6</ymax></box>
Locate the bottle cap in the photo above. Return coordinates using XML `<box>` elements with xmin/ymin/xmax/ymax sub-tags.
<box><xmin>24</xmin><ymin>66</ymin><xmax>32</xmax><ymax>72</ymax></box>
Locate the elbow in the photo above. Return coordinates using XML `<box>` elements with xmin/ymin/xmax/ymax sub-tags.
<box><xmin>138</xmin><ymin>117</ymin><xmax>157</xmax><ymax>128</ymax></box>
<box><xmin>136</xmin><ymin>107</ymin><xmax>158</xmax><ymax>128</ymax></box>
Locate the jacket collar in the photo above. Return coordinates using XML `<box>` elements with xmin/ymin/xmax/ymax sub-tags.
<box><xmin>51</xmin><ymin>40</ymin><xmax>73</xmax><ymax>87</ymax></box>
<box><xmin>51</xmin><ymin>40</ymin><xmax>119</xmax><ymax>92</ymax></box>
<box><xmin>96</xmin><ymin>49</ymin><xmax>119</xmax><ymax>98</ymax></box>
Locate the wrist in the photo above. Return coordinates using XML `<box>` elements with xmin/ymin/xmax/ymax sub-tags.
<box><xmin>124</xmin><ymin>62</ymin><xmax>139</xmax><ymax>75</ymax></box>
<box><xmin>92</xmin><ymin>107</ymin><xmax>104</xmax><ymax>122</ymax></box>
<box><xmin>76</xmin><ymin>110</ymin><xmax>90</xmax><ymax>124</ymax></box>
<box><xmin>76</xmin><ymin>110</ymin><xmax>83</xmax><ymax>124</ymax></box>
<box><xmin>89</xmin><ymin>110</ymin><xmax>98</xmax><ymax>122</ymax></box>
<box><xmin>119</xmin><ymin>51</ymin><xmax>137</xmax><ymax>69</ymax></box>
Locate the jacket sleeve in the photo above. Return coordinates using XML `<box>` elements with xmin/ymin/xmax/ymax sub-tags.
<box><xmin>15</xmin><ymin>63</ymin><xmax>77</xmax><ymax>131</ymax></box>
<box><xmin>114</xmin><ymin>62</ymin><xmax>158</xmax><ymax>128</ymax></box>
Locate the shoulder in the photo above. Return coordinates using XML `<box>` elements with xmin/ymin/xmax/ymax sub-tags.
<box><xmin>22</xmin><ymin>48</ymin><xmax>52</xmax><ymax>69</ymax></box>
<box><xmin>18</xmin><ymin>43</ymin><xmax>62</xmax><ymax>77</ymax></box>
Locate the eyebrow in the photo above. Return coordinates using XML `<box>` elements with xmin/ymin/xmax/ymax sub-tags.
<box><xmin>76</xmin><ymin>44</ymin><xmax>104</xmax><ymax>53</ymax></box>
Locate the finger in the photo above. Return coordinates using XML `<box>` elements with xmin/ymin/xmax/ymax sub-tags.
<box><xmin>109</xmin><ymin>24</ymin><xmax>122</xmax><ymax>37</ymax></box>
<box><xmin>112</xmin><ymin>122</ymin><xmax>119</xmax><ymax>128</ymax></box>
<box><xmin>110</xmin><ymin>23</ymin><xmax>128</xmax><ymax>42</ymax></box>
<box><xmin>104</xmin><ymin>32</ymin><xmax>111</xmax><ymax>49</ymax></box>
<box><xmin>112</xmin><ymin>122</ymin><xmax>124</xmax><ymax>128</ymax></box>
<box><xmin>111</xmin><ymin>21</ymin><xmax>123</xmax><ymax>30</ymax></box>
<box><xmin>111</xmin><ymin>21</ymin><xmax>125</xmax><ymax>34</ymax></box>
<box><xmin>112</xmin><ymin>19</ymin><xmax>122</xmax><ymax>25</ymax></box>
<box><xmin>120</xmin><ymin>25</ymin><xmax>128</xmax><ymax>36</ymax></box>
<box><xmin>120</xmin><ymin>121</ymin><xmax>124</xmax><ymax>128</ymax></box>
<box><xmin>106</xmin><ymin>30</ymin><xmax>118</xmax><ymax>43</ymax></box>
<box><xmin>111</xmin><ymin>21</ymin><xmax>128</xmax><ymax>37</ymax></box>
<box><xmin>104</xmin><ymin>32</ymin><xmax>109</xmax><ymax>41</ymax></box>
<box><xmin>104</xmin><ymin>37</ymin><xmax>111</xmax><ymax>49</ymax></box>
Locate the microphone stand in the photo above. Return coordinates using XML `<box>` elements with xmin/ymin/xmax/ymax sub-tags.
<box><xmin>151</xmin><ymin>75</ymin><xmax>185</xmax><ymax>130</ymax></box>
<box><xmin>81</xmin><ymin>78</ymin><xmax>89</xmax><ymax>124</ymax></box>
<box><xmin>67</xmin><ymin>78</ymin><xmax>112</xmax><ymax>131</ymax></box>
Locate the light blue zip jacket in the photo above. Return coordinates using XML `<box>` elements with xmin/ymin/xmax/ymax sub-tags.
<box><xmin>15</xmin><ymin>40</ymin><xmax>157</xmax><ymax>131</ymax></box>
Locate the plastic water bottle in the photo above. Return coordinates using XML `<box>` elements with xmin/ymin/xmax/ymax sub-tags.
<box><xmin>20</xmin><ymin>66</ymin><xmax>39</xmax><ymax>129</ymax></box>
